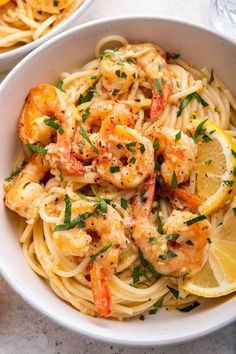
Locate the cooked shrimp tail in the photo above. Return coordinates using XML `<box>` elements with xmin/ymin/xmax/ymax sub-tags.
<box><xmin>91</xmin><ymin>262</ymin><xmax>113</xmax><ymax>318</ymax></box>
<box><xmin>160</xmin><ymin>184</ymin><xmax>202</xmax><ymax>211</ymax></box>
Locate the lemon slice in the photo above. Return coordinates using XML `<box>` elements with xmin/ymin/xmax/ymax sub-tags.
<box><xmin>193</xmin><ymin>119</ymin><xmax>236</xmax><ymax>215</ymax></box>
<box><xmin>183</xmin><ymin>198</ymin><xmax>236</xmax><ymax>297</ymax></box>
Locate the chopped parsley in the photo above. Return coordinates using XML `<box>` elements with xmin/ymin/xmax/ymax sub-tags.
<box><xmin>233</xmin><ymin>167</ymin><xmax>236</xmax><ymax>177</ymax></box>
<box><xmin>186</xmin><ymin>240</ymin><xmax>194</xmax><ymax>246</ymax></box>
<box><xmin>23</xmin><ymin>182</ymin><xmax>30</xmax><ymax>189</ymax></box>
<box><xmin>133</xmin><ymin>266</ymin><xmax>141</xmax><ymax>283</ymax></box>
<box><xmin>58</xmin><ymin>166</ymin><xmax>64</xmax><ymax>181</ymax></box>
<box><xmin>185</xmin><ymin>214</ymin><xmax>207</xmax><ymax>226</ymax></box>
<box><xmin>233</xmin><ymin>207</ymin><xmax>236</xmax><ymax>216</ymax></box>
<box><xmin>191</xmin><ymin>119</ymin><xmax>208</xmax><ymax>142</ymax></box>
<box><xmin>170</xmin><ymin>171</ymin><xmax>178</xmax><ymax>189</ymax></box>
<box><xmin>90</xmin><ymin>75</ymin><xmax>97</xmax><ymax>80</ymax></box>
<box><xmin>78</xmin><ymin>87</ymin><xmax>97</xmax><ymax>105</ymax></box>
<box><xmin>130</xmin><ymin>156</ymin><xmax>136</xmax><ymax>164</ymax></box>
<box><xmin>231</xmin><ymin>149</ymin><xmax>236</xmax><ymax>158</ymax></box>
<box><xmin>116</xmin><ymin>143</ymin><xmax>123</xmax><ymax>149</ymax></box>
<box><xmin>53</xmin><ymin>0</ymin><xmax>58</xmax><ymax>6</ymax></box>
<box><xmin>153</xmin><ymin>138</ymin><xmax>159</xmax><ymax>151</ymax></box>
<box><xmin>126</xmin><ymin>142</ymin><xmax>136</xmax><ymax>152</ymax></box>
<box><xmin>139</xmin><ymin>314</ymin><xmax>145</xmax><ymax>321</ymax></box>
<box><xmin>172</xmin><ymin>53</ymin><xmax>180</xmax><ymax>59</ymax></box>
<box><xmin>159</xmin><ymin>250</ymin><xmax>178</xmax><ymax>260</ymax></box>
<box><xmin>178</xmin><ymin>301</ymin><xmax>200</xmax><ymax>312</ymax></box>
<box><xmin>209</xmin><ymin>69</ymin><xmax>214</xmax><ymax>84</ymax></box>
<box><xmin>138</xmin><ymin>249</ymin><xmax>161</xmax><ymax>279</ymax></box>
<box><xmin>207</xmin><ymin>238</ymin><xmax>212</xmax><ymax>244</ymax></box>
<box><xmin>149</xmin><ymin>237</ymin><xmax>158</xmax><ymax>243</ymax></box>
<box><xmin>112</xmin><ymin>88</ymin><xmax>120</xmax><ymax>96</ymax></box>
<box><xmin>154</xmin><ymin>78</ymin><xmax>163</xmax><ymax>96</ymax></box>
<box><xmin>27</xmin><ymin>144</ymin><xmax>47</xmax><ymax>155</ymax></box>
<box><xmin>44</xmin><ymin>117</ymin><xmax>64</xmax><ymax>134</ymax></box>
<box><xmin>90</xmin><ymin>242</ymin><xmax>112</xmax><ymax>261</ymax></box>
<box><xmin>115</xmin><ymin>70</ymin><xmax>127</xmax><ymax>79</ymax></box>
<box><xmin>167</xmin><ymin>285</ymin><xmax>179</xmax><ymax>299</ymax></box>
<box><xmin>64</xmin><ymin>194</ymin><xmax>71</xmax><ymax>224</ymax></box>
<box><xmin>5</xmin><ymin>161</ymin><xmax>27</xmax><ymax>181</ymax></box>
<box><xmin>110</xmin><ymin>166</ymin><xmax>120</xmax><ymax>173</ymax></box>
<box><xmin>56</xmin><ymin>80</ymin><xmax>64</xmax><ymax>91</ymax></box>
<box><xmin>223</xmin><ymin>180</ymin><xmax>234</xmax><ymax>187</ymax></box>
<box><xmin>167</xmin><ymin>233</ymin><xmax>180</xmax><ymax>241</ymax></box>
<box><xmin>127</xmin><ymin>58</ymin><xmax>135</xmax><ymax>64</ymax></box>
<box><xmin>82</xmin><ymin>106</ymin><xmax>90</xmax><ymax>123</ymax></box>
<box><xmin>177</xmin><ymin>92</ymin><xmax>208</xmax><ymax>117</ymax></box>
<box><xmin>175</xmin><ymin>131</ymin><xmax>181</xmax><ymax>141</ymax></box>
<box><xmin>140</xmin><ymin>144</ymin><xmax>145</xmax><ymax>153</ymax></box>
<box><xmin>205</xmin><ymin>160</ymin><xmax>212</xmax><ymax>166</ymax></box>
<box><xmin>120</xmin><ymin>198</ymin><xmax>127</xmax><ymax>210</ymax></box>
<box><xmin>79</xmin><ymin>127</ymin><xmax>98</xmax><ymax>153</ymax></box>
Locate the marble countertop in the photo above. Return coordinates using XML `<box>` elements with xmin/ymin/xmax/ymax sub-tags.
<box><xmin>0</xmin><ymin>0</ymin><xmax>235</xmax><ymax>353</ymax></box>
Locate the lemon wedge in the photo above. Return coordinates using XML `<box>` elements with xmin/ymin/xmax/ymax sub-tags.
<box><xmin>183</xmin><ymin>198</ymin><xmax>236</xmax><ymax>297</ymax></box>
<box><xmin>193</xmin><ymin>119</ymin><xmax>236</xmax><ymax>215</ymax></box>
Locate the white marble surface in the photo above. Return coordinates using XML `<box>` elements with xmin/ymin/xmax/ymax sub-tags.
<box><xmin>0</xmin><ymin>0</ymin><xmax>235</xmax><ymax>353</ymax></box>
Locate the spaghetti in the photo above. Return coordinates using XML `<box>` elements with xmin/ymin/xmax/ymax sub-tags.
<box><xmin>0</xmin><ymin>0</ymin><xmax>85</xmax><ymax>52</ymax></box>
<box><xmin>3</xmin><ymin>35</ymin><xmax>236</xmax><ymax>320</ymax></box>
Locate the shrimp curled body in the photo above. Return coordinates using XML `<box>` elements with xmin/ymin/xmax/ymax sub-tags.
<box><xmin>132</xmin><ymin>175</ymin><xmax>211</xmax><ymax>276</ymax></box>
<box><xmin>19</xmin><ymin>84</ymin><xmax>83</xmax><ymax>175</ymax></box>
<box><xmin>54</xmin><ymin>202</ymin><xmax>127</xmax><ymax>317</ymax></box>
<box><xmin>4</xmin><ymin>154</ymin><xmax>50</xmax><ymax>220</ymax></box>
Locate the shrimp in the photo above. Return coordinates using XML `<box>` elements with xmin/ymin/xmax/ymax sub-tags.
<box><xmin>27</xmin><ymin>0</ymin><xmax>73</xmax><ymax>14</ymax></box>
<box><xmin>124</xmin><ymin>43</ymin><xmax>172</xmax><ymax>120</ymax></box>
<box><xmin>100</xmin><ymin>50</ymin><xmax>138</xmax><ymax>95</ymax></box>
<box><xmin>19</xmin><ymin>84</ymin><xmax>83</xmax><ymax>175</ymax></box>
<box><xmin>4</xmin><ymin>154</ymin><xmax>50</xmax><ymax>220</ymax></box>
<box><xmin>132</xmin><ymin>174</ymin><xmax>211</xmax><ymax>276</ymax></box>
<box><xmin>96</xmin><ymin>115</ymin><xmax>154</xmax><ymax>188</ymax></box>
<box><xmin>73</xmin><ymin>100</ymin><xmax>134</xmax><ymax>160</ymax></box>
<box><xmin>54</xmin><ymin>202</ymin><xmax>127</xmax><ymax>317</ymax></box>
<box><xmin>145</xmin><ymin>124</ymin><xmax>197</xmax><ymax>185</ymax></box>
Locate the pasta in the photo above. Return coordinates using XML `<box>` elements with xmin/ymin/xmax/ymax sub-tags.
<box><xmin>3</xmin><ymin>35</ymin><xmax>236</xmax><ymax>320</ymax></box>
<box><xmin>0</xmin><ymin>0</ymin><xmax>85</xmax><ymax>52</ymax></box>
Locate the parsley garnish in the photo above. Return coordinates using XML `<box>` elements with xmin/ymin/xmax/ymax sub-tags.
<box><xmin>44</xmin><ymin>117</ymin><xmax>64</xmax><ymax>134</ymax></box>
<box><xmin>79</xmin><ymin>127</ymin><xmax>98</xmax><ymax>153</ymax></box>
<box><xmin>116</xmin><ymin>143</ymin><xmax>123</xmax><ymax>149</ymax></box>
<box><xmin>90</xmin><ymin>75</ymin><xmax>97</xmax><ymax>80</ymax></box>
<box><xmin>78</xmin><ymin>87</ymin><xmax>96</xmax><ymax>105</ymax></box>
<box><xmin>130</xmin><ymin>156</ymin><xmax>136</xmax><ymax>164</ymax></box>
<box><xmin>178</xmin><ymin>301</ymin><xmax>200</xmax><ymax>312</ymax></box>
<box><xmin>138</xmin><ymin>249</ymin><xmax>161</xmax><ymax>279</ymax></box>
<box><xmin>115</xmin><ymin>70</ymin><xmax>127</xmax><ymax>79</ymax></box>
<box><xmin>175</xmin><ymin>131</ymin><xmax>181</xmax><ymax>141</ymax></box>
<box><xmin>172</xmin><ymin>53</ymin><xmax>180</xmax><ymax>59</ymax></box>
<box><xmin>90</xmin><ymin>242</ymin><xmax>112</xmax><ymax>261</ymax></box>
<box><xmin>149</xmin><ymin>237</ymin><xmax>158</xmax><ymax>243</ymax></box>
<box><xmin>154</xmin><ymin>78</ymin><xmax>163</xmax><ymax>96</ymax></box>
<box><xmin>171</xmin><ymin>171</ymin><xmax>178</xmax><ymax>189</ymax></box>
<box><xmin>133</xmin><ymin>266</ymin><xmax>141</xmax><ymax>283</ymax></box>
<box><xmin>27</xmin><ymin>144</ymin><xmax>47</xmax><ymax>155</ymax></box>
<box><xmin>140</xmin><ymin>144</ymin><xmax>145</xmax><ymax>153</ymax></box>
<box><xmin>110</xmin><ymin>166</ymin><xmax>120</xmax><ymax>173</ymax></box>
<box><xmin>185</xmin><ymin>215</ymin><xmax>207</xmax><ymax>226</ymax></box>
<box><xmin>64</xmin><ymin>194</ymin><xmax>71</xmax><ymax>224</ymax></box>
<box><xmin>205</xmin><ymin>160</ymin><xmax>212</xmax><ymax>166</ymax></box>
<box><xmin>5</xmin><ymin>161</ymin><xmax>27</xmax><ymax>181</ymax></box>
<box><xmin>223</xmin><ymin>180</ymin><xmax>234</xmax><ymax>187</ymax></box>
<box><xmin>159</xmin><ymin>250</ymin><xmax>177</xmax><ymax>260</ymax></box>
<box><xmin>127</xmin><ymin>58</ymin><xmax>135</xmax><ymax>64</ymax></box>
<box><xmin>58</xmin><ymin>166</ymin><xmax>64</xmax><ymax>181</ymax></box>
<box><xmin>191</xmin><ymin>119</ymin><xmax>208</xmax><ymax>142</ymax></box>
<box><xmin>126</xmin><ymin>142</ymin><xmax>136</xmax><ymax>152</ymax></box>
<box><xmin>177</xmin><ymin>92</ymin><xmax>208</xmax><ymax>117</ymax></box>
<box><xmin>53</xmin><ymin>1</ymin><xmax>58</xmax><ymax>6</ymax></box>
<box><xmin>112</xmin><ymin>88</ymin><xmax>120</xmax><ymax>96</ymax></box>
<box><xmin>167</xmin><ymin>285</ymin><xmax>179</xmax><ymax>299</ymax></box>
<box><xmin>167</xmin><ymin>233</ymin><xmax>180</xmax><ymax>241</ymax></box>
<box><xmin>153</xmin><ymin>138</ymin><xmax>159</xmax><ymax>151</ymax></box>
<box><xmin>56</xmin><ymin>80</ymin><xmax>64</xmax><ymax>91</ymax></box>
<box><xmin>186</xmin><ymin>240</ymin><xmax>194</xmax><ymax>245</ymax></box>
<box><xmin>120</xmin><ymin>198</ymin><xmax>127</xmax><ymax>210</ymax></box>
<box><xmin>207</xmin><ymin>238</ymin><xmax>212</xmax><ymax>244</ymax></box>
<box><xmin>233</xmin><ymin>207</ymin><xmax>236</xmax><ymax>216</ymax></box>
<box><xmin>139</xmin><ymin>314</ymin><xmax>145</xmax><ymax>321</ymax></box>
<box><xmin>23</xmin><ymin>182</ymin><xmax>30</xmax><ymax>189</ymax></box>
<box><xmin>231</xmin><ymin>149</ymin><xmax>236</xmax><ymax>158</ymax></box>
<box><xmin>82</xmin><ymin>106</ymin><xmax>90</xmax><ymax>123</ymax></box>
<box><xmin>209</xmin><ymin>69</ymin><xmax>214</xmax><ymax>84</ymax></box>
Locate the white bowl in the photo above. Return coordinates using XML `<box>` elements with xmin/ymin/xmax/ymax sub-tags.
<box><xmin>0</xmin><ymin>16</ymin><xmax>235</xmax><ymax>346</ymax></box>
<box><xmin>0</xmin><ymin>0</ymin><xmax>94</xmax><ymax>73</ymax></box>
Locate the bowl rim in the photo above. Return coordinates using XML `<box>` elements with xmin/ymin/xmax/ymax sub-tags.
<box><xmin>0</xmin><ymin>0</ymin><xmax>94</xmax><ymax>60</ymax></box>
<box><xmin>0</xmin><ymin>15</ymin><xmax>236</xmax><ymax>346</ymax></box>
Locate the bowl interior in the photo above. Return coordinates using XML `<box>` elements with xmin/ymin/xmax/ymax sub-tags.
<box><xmin>0</xmin><ymin>17</ymin><xmax>235</xmax><ymax>346</ymax></box>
